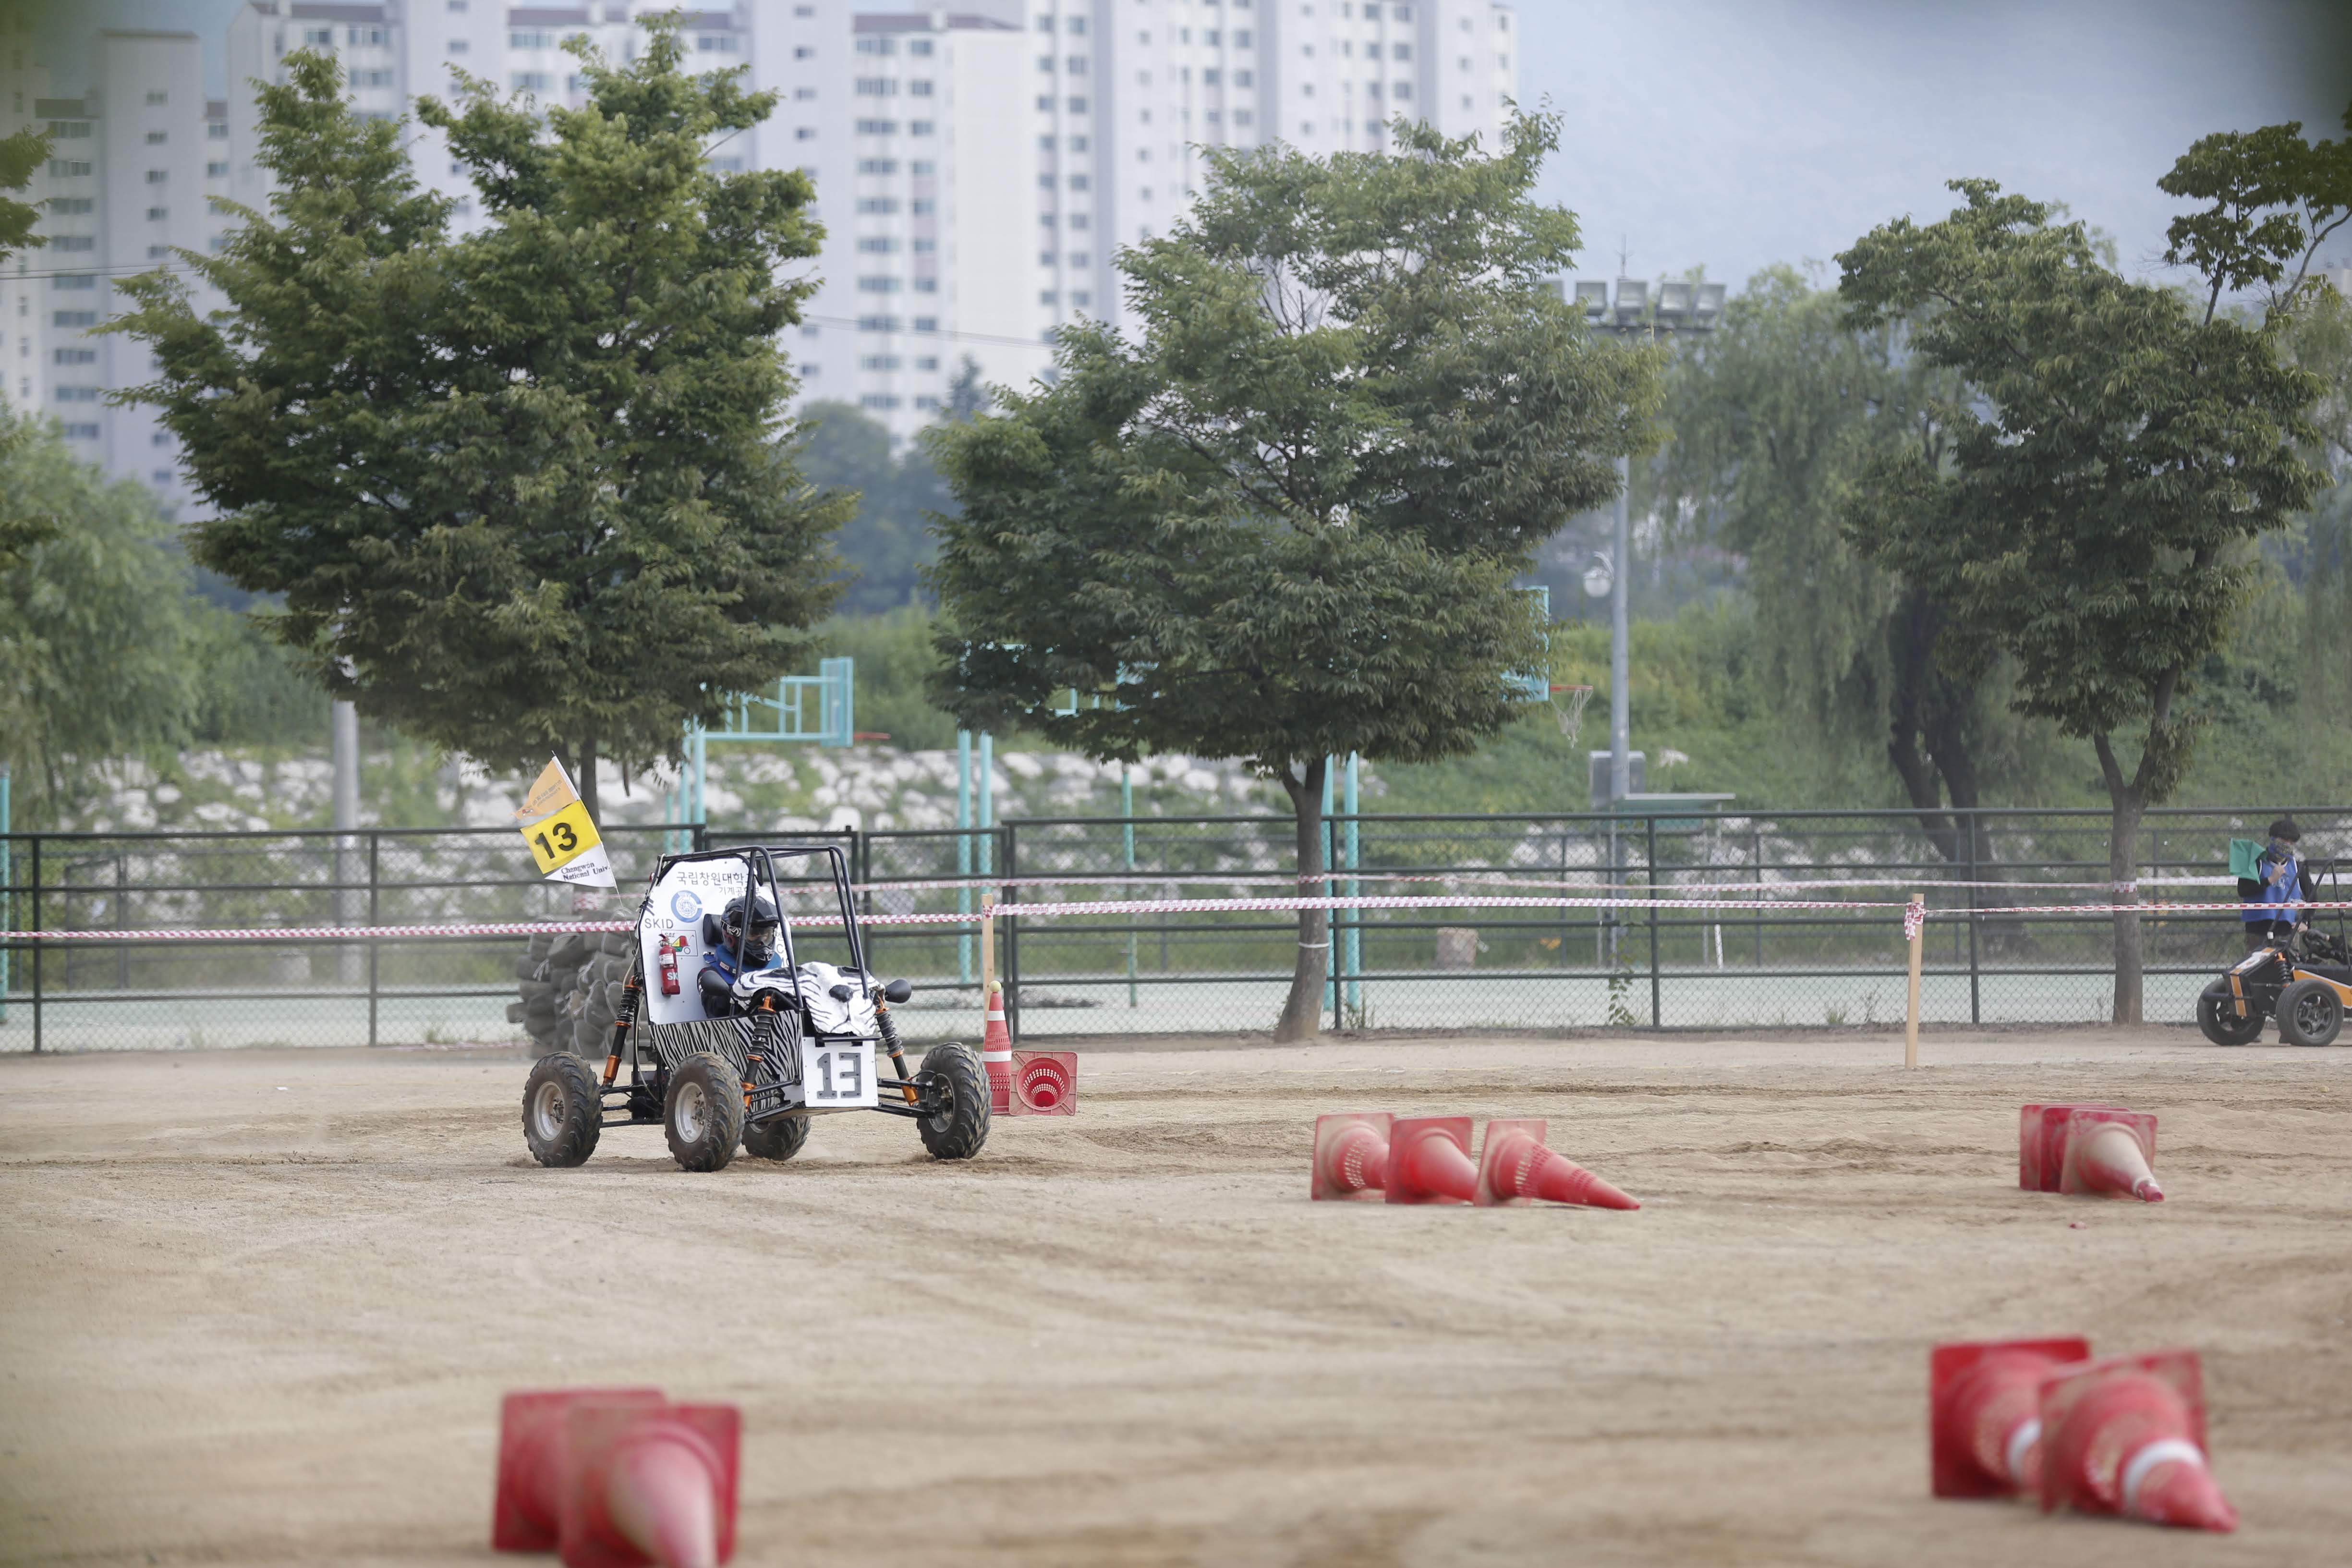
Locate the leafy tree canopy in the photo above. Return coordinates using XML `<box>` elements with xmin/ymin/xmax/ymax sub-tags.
<box><xmin>1838</xmin><ymin>176</ymin><xmax>2328</xmax><ymax>1020</ymax></box>
<box><xmin>927</xmin><ymin>111</ymin><xmax>1660</xmax><ymax>1037</ymax></box>
<box><xmin>111</xmin><ymin>22</ymin><xmax>847</xmax><ymax>816</ymax></box>
<box><xmin>794</xmin><ymin>398</ymin><xmax>959</xmax><ymax>615</ymax></box>
<box><xmin>0</xmin><ymin>124</ymin><xmax>48</xmax><ymax>262</ymax></box>
<box><xmin>2160</xmin><ymin>102</ymin><xmax>2352</xmax><ymax>320</ymax></box>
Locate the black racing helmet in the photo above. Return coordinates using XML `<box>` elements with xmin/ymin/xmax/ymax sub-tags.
<box><xmin>718</xmin><ymin>894</ymin><xmax>781</xmax><ymax>963</ymax></box>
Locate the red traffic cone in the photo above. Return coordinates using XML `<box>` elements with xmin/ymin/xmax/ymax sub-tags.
<box><xmin>2058</xmin><ymin>1109</ymin><xmax>2162</xmax><ymax>1203</ymax></box>
<box><xmin>1009</xmin><ymin>1048</ymin><xmax>1077</xmax><ymax>1116</ymax></box>
<box><xmin>2039</xmin><ymin>1349</ymin><xmax>2234</xmax><ymax>1532</ymax></box>
<box><xmin>1386</xmin><ymin>1116</ymin><xmax>1479</xmax><ymax>1204</ymax></box>
<box><xmin>1473</xmin><ymin>1118</ymin><xmax>1640</xmax><ymax>1209</ymax></box>
<box><xmin>981</xmin><ymin>982</ymin><xmax>1013</xmax><ymax>1116</ymax></box>
<box><xmin>560</xmin><ymin>1398</ymin><xmax>741</xmax><ymax>1568</ymax></box>
<box><xmin>2019</xmin><ymin>1103</ymin><xmax>2121</xmax><ymax>1191</ymax></box>
<box><xmin>1311</xmin><ymin>1112</ymin><xmax>1392</xmax><ymax>1201</ymax></box>
<box><xmin>1928</xmin><ymin>1338</ymin><xmax>2090</xmax><ymax>1498</ymax></box>
<box><xmin>493</xmin><ymin>1388</ymin><xmax>665</xmax><ymax>1552</ymax></box>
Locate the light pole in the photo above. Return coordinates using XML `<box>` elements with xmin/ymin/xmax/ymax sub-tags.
<box><xmin>1569</xmin><ymin>276</ymin><xmax>1722</xmax><ymax>804</ymax></box>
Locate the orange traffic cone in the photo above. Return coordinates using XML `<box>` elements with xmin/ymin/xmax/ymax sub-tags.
<box><xmin>981</xmin><ymin>982</ymin><xmax>1013</xmax><ymax>1116</ymax></box>
<box><xmin>1010</xmin><ymin>1048</ymin><xmax>1077</xmax><ymax>1115</ymax></box>
<box><xmin>494</xmin><ymin>1388</ymin><xmax>666</xmax><ymax>1552</ymax></box>
<box><xmin>2058</xmin><ymin>1110</ymin><xmax>2162</xmax><ymax>1203</ymax></box>
<box><xmin>1473</xmin><ymin>1118</ymin><xmax>1640</xmax><ymax>1209</ymax></box>
<box><xmin>1311</xmin><ymin>1112</ymin><xmax>1392</xmax><ymax>1200</ymax></box>
<box><xmin>2019</xmin><ymin>1104</ymin><xmax>2160</xmax><ymax>1200</ymax></box>
<box><xmin>561</xmin><ymin>1398</ymin><xmax>741</xmax><ymax>1568</ymax></box>
<box><xmin>2039</xmin><ymin>1349</ymin><xmax>2234</xmax><ymax>1532</ymax></box>
<box><xmin>1386</xmin><ymin>1116</ymin><xmax>1479</xmax><ymax>1204</ymax></box>
<box><xmin>1928</xmin><ymin>1338</ymin><xmax>2090</xmax><ymax>1498</ymax></box>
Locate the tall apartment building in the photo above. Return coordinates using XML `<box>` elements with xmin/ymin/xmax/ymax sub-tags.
<box><xmin>7</xmin><ymin>0</ymin><xmax>1514</xmax><ymax>493</ymax></box>
<box><xmin>0</xmin><ymin>25</ymin><xmax>228</xmax><ymax>517</ymax></box>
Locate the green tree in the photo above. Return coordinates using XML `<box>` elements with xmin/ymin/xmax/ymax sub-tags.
<box><xmin>111</xmin><ymin>26</ymin><xmax>846</xmax><ymax>819</ymax></box>
<box><xmin>1838</xmin><ymin>178</ymin><xmax>2327</xmax><ymax>1022</ymax></box>
<box><xmin>0</xmin><ymin>123</ymin><xmax>48</xmax><ymax>263</ymax></box>
<box><xmin>0</xmin><ymin>412</ymin><xmax>198</xmax><ymax>823</ymax></box>
<box><xmin>1659</xmin><ymin>266</ymin><xmax>1996</xmax><ymax>858</ymax></box>
<box><xmin>794</xmin><ymin>400</ymin><xmax>956</xmax><ymax>614</ymax></box>
<box><xmin>927</xmin><ymin>113</ymin><xmax>1660</xmax><ymax>1039</ymax></box>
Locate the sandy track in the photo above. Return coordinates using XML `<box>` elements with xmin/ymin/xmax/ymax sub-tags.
<box><xmin>1</xmin><ymin>1029</ymin><xmax>2348</xmax><ymax>1567</ymax></box>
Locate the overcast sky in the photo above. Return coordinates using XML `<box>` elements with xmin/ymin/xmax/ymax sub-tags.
<box><xmin>1522</xmin><ymin>0</ymin><xmax>2352</xmax><ymax>292</ymax></box>
<box><xmin>37</xmin><ymin>0</ymin><xmax>2352</xmax><ymax>294</ymax></box>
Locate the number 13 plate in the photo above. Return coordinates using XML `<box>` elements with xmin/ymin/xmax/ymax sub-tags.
<box><xmin>799</xmin><ymin>1039</ymin><xmax>877</xmax><ymax>1110</ymax></box>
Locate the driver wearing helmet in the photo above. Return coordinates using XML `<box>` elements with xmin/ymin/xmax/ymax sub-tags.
<box><xmin>697</xmin><ymin>894</ymin><xmax>785</xmax><ymax>1017</ymax></box>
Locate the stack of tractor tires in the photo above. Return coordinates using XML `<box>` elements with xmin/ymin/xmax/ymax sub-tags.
<box><xmin>508</xmin><ymin>929</ymin><xmax>638</xmax><ymax>1058</ymax></box>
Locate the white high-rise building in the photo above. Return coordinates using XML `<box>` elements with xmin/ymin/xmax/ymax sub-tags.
<box><xmin>11</xmin><ymin>0</ymin><xmax>1513</xmax><ymax>495</ymax></box>
<box><xmin>0</xmin><ymin>26</ymin><xmax>225</xmax><ymax>517</ymax></box>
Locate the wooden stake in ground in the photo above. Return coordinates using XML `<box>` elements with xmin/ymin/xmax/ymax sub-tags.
<box><xmin>981</xmin><ymin>891</ymin><xmax>997</xmax><ymax>996</ymax></box>
<box><xmin>1904</xmin><ymin>892</ymin><xmax>1925</xmax><ymax>1070</ymax></box>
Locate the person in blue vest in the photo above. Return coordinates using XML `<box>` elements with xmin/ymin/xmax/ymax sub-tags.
<box><xmin>2239</xmin><ymin>817</ymin><xmax>2315</xmax><ymax>952</ymax></box>
<box><xmin>697</xmin><ymin>895</ymin><xmax>784</xmax><ymax>1017</ymax></box>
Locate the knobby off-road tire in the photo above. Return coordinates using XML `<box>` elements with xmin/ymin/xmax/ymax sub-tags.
<box><xmin>2196</xmin><ymin>980</ymin><xmax>2267</xmax><ymax>1047</ymax></box>
<box><xmin>916</xmin><ymin>1042</ymin><xmax>990</xmax><ymax>1160</ymax></box>
<box><xmin>741</xmin><ymin>1113</ymin><xmax>812</xmax><ymax>1162</ymax></box>
<box><xmin>2275</xmin><ymin>979</ymin><xmax>2344</xmax><ymax>1048</ymax></box>
<box><xmin>665</xmin><ymin>1050</ymin><xmax>747</xmax><ymax>1171</ymax></box>
<box><xmin>523</xmin><ymin>1052</ymin><xmax>603</xmax><ymax>1167</ymax></box>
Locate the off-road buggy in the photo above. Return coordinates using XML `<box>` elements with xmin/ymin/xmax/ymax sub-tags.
<box><xmin>2197</xmin><ymin>858</ymin><xmax>2352</xmax><ymax>1048</ymax></box>
<box><xmin>520</xmin><ymin>845</ymin><xmax>988</xmax><ymax>1170</ymax></box>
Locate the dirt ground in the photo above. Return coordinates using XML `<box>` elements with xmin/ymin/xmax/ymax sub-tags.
<box><xmin>1</xmin><ymin>1028</ymin><xmax>2348</xmax><ymax>1568</ymax></box>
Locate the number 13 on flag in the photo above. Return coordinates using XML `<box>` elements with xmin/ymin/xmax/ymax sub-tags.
<box><xmin>513</xmin><ymin>758</ymin><xmax>617</xmax><ymax>888</ymax></box>
<box><xmin>525</xmin><ymin>799</ymin><xmax>602</xmax><ymax>874</ymax></box>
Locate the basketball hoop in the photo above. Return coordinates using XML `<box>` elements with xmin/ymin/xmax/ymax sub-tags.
<box><xmin>1550</xmin><ymin>684</ymin><xmax>1594</xmax><ymax>742</ymax></box>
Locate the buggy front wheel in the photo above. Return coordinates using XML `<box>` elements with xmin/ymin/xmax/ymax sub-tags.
<box><xmin>2276</xmin><ymin>980</ymin><xmax>2343</xmax><ymax>1048</ymax></box>
<box><xmin>916</xmin><ymin>1042</ymin><xmax>990</xmax><ymax>1160</ymax></box>
<box><xmin>2196</xmin><ymin>981</ymin><xmax>2266</xmax><ymax>1047</ymax></box>
<box><xmin>665</xmin><ymin>1050</ymin><xmax>747</xmax><ymax>1171</ymax></box>
<box><xmin>522</xmin><ymin>1052</ymin><xmax>603</xmax><ymax>1167</ymax></box>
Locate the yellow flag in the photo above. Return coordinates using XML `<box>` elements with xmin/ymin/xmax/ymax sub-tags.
<box><xmin>515</xmin><ymin>757</ymin><xmax>580</xmax><ymax>822</ymax></box>
<box><xmin>523</xmin><ymin>799</ymin><xmax>604</xmax><ymax>875</ymax></box>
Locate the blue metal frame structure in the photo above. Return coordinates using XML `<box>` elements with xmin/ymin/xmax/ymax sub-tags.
<box><xmin>668</xmin><ymin>657</ymin><xmax>856</xmax><ymax>850</ymax></box>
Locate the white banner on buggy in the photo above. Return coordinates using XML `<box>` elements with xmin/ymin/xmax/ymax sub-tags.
<box><xmin>636</xmin><ymin>856</ymin><xmax>783</xmax><ymax>1027</ymax></box>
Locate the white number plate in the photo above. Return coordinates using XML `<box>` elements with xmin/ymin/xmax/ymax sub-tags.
<box><xmin>798</xmin><ymin>1039</ymin><xmax>877</xmax><ymax>1110</ymax></box>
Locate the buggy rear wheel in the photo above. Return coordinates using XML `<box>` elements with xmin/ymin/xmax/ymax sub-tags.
<box><xmin>2196</xmin><ymin>980</ymin><xmax>2266</xmax><ymax>1046</ymax></box>
<box><xmin>2276</xmin><ymin>980</ymin><xmax>2343</xmax><ymax>1048</ymax></box>
<box><xmin>916</xmin><ymin>1042</ymin><xmax>990</xmax><ymax>1160</ymax></box>
<box><xmin>522</xmin><ymin>1052</ymin><xmax>602</xmax><ymax>1167</ymax></box>
<box><xmin>742</xmin><ymin>1113</ymin><xmax>812</xmax><ymax>1162</ymax></box>
<box><xmin>664</xmin><ymin>1050</ymin><xmax>747</xmax><ymax>1171</ymax></box>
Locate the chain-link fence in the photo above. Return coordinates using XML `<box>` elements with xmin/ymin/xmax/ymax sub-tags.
<box><xmin>4</xmin><ymin>805</ymin><xmax>2344</xmax><ymax>1050</ymax></box>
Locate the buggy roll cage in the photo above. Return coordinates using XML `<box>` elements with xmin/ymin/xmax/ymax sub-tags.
<box><xmin>595</xmin><ymin>842</ymin><xmax>941</xmax><ymax>1127</ymax></box>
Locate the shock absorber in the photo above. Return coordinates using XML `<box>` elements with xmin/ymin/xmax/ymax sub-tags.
<box><xmin>874</xmin><ymin>997</ymin><xmax>919</xmax><ymax>1105</ymax></box>
<box><xmin>602</xmin><ymin>968</ymin><xmax>643</xmax><ymax>1087</ymax></box>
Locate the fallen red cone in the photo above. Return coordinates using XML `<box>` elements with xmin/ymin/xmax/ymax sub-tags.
<box><xmin>2039</xmin><ymin>1349</ymin><xmax>2233</xmax><ymax>1532</ymax></box>
<box><xmin>981</xmin><ymin>982</ymin><xmax>1013</xmax><ymax>1116</ymax></box>
<box><xmin>561</xmin><ymin>1398</ymin><xmax>741</xmax><ymax>1568</ymax></box>
<box><xmin>1386</xmin><ymin>1116</ymin><xmax>1478</xmax><ymax>1205</ymax></box>
<box><xmin>1311</xmin><ymin>1112</ymin><xmax>1392</xmax><ymax>1201</ymax></box>
<box><xmin>493</xmin><ymin>1387</ymin><xmax>665</xmax><ymax>1552</ymax></box>
<box><xmin>2058</xmin><ymin>1110</ymin><xmax>2162</xmax><ymax>1202</ymax></box>
<box><xmin>2019</xmin><ymin>1104</ymin><xmax>2160</xmax><ymax>1200</ymax></box>
<box><xmin>1009</xmin><ymin>1048</ymin><xmax>1077</xmax><ymax>1116</ymax></box>
<box><xmin>1473</xmin><ymin>1118</ymin><xmax>1639</xmax><ymax>1209</ymax></box>
<box><xmin>1928</xmin><ymin>1338</ymin><xmax>2090</xmax><ymax>1498</ymax></box>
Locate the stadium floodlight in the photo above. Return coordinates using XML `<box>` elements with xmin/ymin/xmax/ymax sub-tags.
<box><xmin>1574</xmin><ymin>279</ymin><xmax>1609</xmax><ymax>320</ymax></box>
<box><xmin>1694</xmin><ymin>281</ymin><xmax>1726</xmax><ymax>326</ymax></box>
<box><xmin>1612</xmin><ymin>278</ymin><xmax>1648</xmax><ymax>327</ymax></box>
<box><xmin>1654</xmin><ymin>280</ymin><xmax>1693</xmax><ymax>326</ymax></box>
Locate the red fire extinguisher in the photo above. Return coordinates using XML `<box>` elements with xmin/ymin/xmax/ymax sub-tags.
<box><xmin>657</xmin><ymin>935</ymin><xmax>682</xmax><ymax>997</ymax></box>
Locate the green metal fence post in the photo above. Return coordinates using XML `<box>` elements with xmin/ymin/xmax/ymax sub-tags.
<box><xmin>1002</xmin><ymin>822</ymin><xmax>1018</xmax><ymax>1045</ymax></box>
<box><xmin>1646</xmin><ymin>814</ymin><xmax>1661</xmax><ymax>1027</ymax></box>
<box><xmin>956</xmin><ymin>730</ymin><xmax>973</xmax><ymax>986</ymax></box>
<box><xmin>367</xmin><ymin>832</ymin><xmax>381</xmax><ymax>1047</ymax></box>
<box><xmin>1122</xmin><ymin>765</ymin><xmax>1137</xmax><ymax>1008</ymax></box>
<box><xmin>1965</xmin><ymin>813</ymin><xmax>1982</xmax><ymax>1026</ymax></box>
<box><xmin>30</xmin><ymin>834</ymin><xmax>42</xmax><ymax>1055</ymax></box>
<box><xmin>0</xmin><ymin>764</ymin><xmax>10</xmax><ymax>1025</ymax></box>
